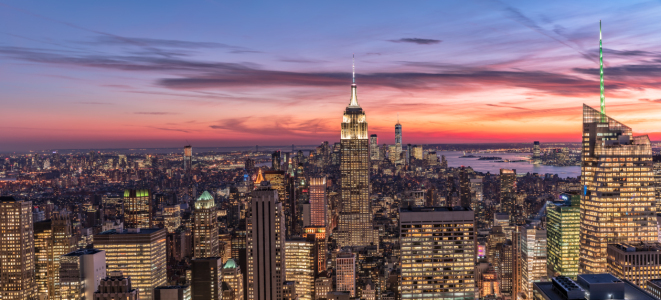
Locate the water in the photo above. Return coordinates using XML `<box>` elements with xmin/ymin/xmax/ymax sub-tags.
<box><xmin>437</xmin><ymin>151</ymin><xmax>580</xmax><ymax>179</ymax></box>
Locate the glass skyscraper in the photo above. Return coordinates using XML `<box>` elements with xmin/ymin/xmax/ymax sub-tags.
<box><xmin>546</xmin><ymin>194</ymin><xmax>580</xmax><ymax>278</ymax></box>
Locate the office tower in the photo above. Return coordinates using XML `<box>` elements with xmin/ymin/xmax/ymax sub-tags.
<box><xmin>191</xmin><ymin>257</ymin><xmax>223</xmax><ymax>300</ymax></box>
<box><xmin>498</xmin><ymin>240</ymin><xmax>515</xmax><ymax>296</ymax></box>
<box><xmin>285</xmin><ymin>239</ymin><xmax>314</xmax><ymax>300</ymax></box>
<box><xmin>154</xmin><ymin>286</ymin><xmax>191</xmax><ymax>300</ymax></box>
<box><xmin>425</xmin><ymin>185</ymin><xmax>438</xmax><ymax>207</ymax></box>
<box><xmin>533</xmin><ymin>141</ymin><xmax>541</xmax><ymax>164</ymax></box>
<box><xmin>124</xmin><ymin>189</ymin><xmax>152</xmax><ymax>229</ymax></box>
<box><xmin>314</xmin><ymin>272</ymin><xmax>332</xmax><ymax>300</ymax></box>
<box><xmin>59</xmin><ymin>249</ymin><xmax>106</xmax><ymax>300</ymax></box>
<box><xmin>272</xmin><ymin>151</ymin><xmax>281</xmax><ymax>171</ymax></box>
<box><xmin>309</xmin><ymin>177</ymin><xmax>327</xmax><ymax>227</ymax></box>
<box><xmin>388</xmin><ymin>145</ymin><xmax>398</xmax><ymax>163</ymax></box>
<box><xmin>184</xmin><ymin>145</ymin><xmax>193</xmax><ymax>172</ymax></box>
<box><xmin>222</xmin><ymin>259</ymin><xmax>244</xmax><ymax>300</ymax></box>
<box><xmin>164</xmin><ymin>205</ymin><xmax>182</xmax><ymax>233</ymax></box>
<box><xmin>487</xmin><ymin>226</ymin><xmax>506</xmax><ymax>269</ymax></box>
<box><xmin>547</xmin><ymin>194</ymin><xmax>580</xmax><ymax>278</ymax></box>
<box><xmin>647</xmin><ymin>279</ymin><xmax>661</xmax><ymax>299</ymax></box>
<box><xmin>535</xmin><ymin>273</ymin><xmax>661</xmax><ymax>300</ymax></box>
<box><xmin>336</xmin><ymin>248</ymin><xmax>356</xmax><ymax>297</ymax></box>
<box><xmin>480</xmin><ymin>267</ymin><xmax>500</xmax><ymax>298</ymax></box>
<box><xmin>93</xmin><ymin>272</ymin><xmax>139</xmax><ymax>300</ymax></box>
<box><xmin>370</xmin><ymin>134</ymin><xmax>379</xmax><ymax>161</ymax></box>
<box><xmin>247</xmin><ymin>183</ymin><xmax>286</xmax><ymax>300</ymax></box>
<box><xmin>470</xmin><ymin>179</ymin><xmax>484</xmax><ymax>225</ymax></box>
<box><xmin>94</xmin><ymin>228</ymin><xmax>167</xmax><ymax>300</ymax></box>
<box><xmin>459</xmin><ymin>166</ymin><xmax>471</xmax><ymax>208</ymax></box>
<box><xmin>494</xmin><ymin>213</ymin><xmax>509</xmax><ymax>227</ymax></box>
<box><xmin>411</xmin><ymin>145</ymin><xmax>423</xmax><ymax>160</ymax></box>
<box><xmin>607</xmin><ymin>243</ymin><xmax>661</xmax><ymax>289</ymax></box>
<box><xmin>337</xmin><ymin>62</ymin><xmax>373</xmax><ymax>248</ymax></box>
<box><xmin>263</xmin><ymin>170</ymin><xmax>295</xmax><ymax>238</ymax></box>
<box><xmin>499</xmin><ymin>169</ymin><xmax>516</xmax><ymax>224</ymax></box>
<box><xmin>35</xmin><ymin>212</ymin><xmax>76</xmax><ymax>300</ymax></box>
<box><xmin>395</xmin><ymin>118</ymin><xmax>402</xmax><ymax>162</ymax></box>
<box><xmin>245</xmin><ymin>158</ymin><xmax>255</xmax><ymax>171</ymax></box>
<box><xmin>193</xmin><ymin>191</ymin><xmax>219</xmax><ymax>258</ymax></box>
<box><xmin>0</xmin><ymin>197</ymin><xmax>35</xmax><ymax>300</ymax></box>
<box><xmin>654</xmin><ymin>157</ymin><xmax>661</xmax><ymax>213</ymax></box>
<box><xmin>579</xmin><ymin>23</ymin><xmax>657</xmax><ymax>274</ymax></box>
<box><xmin>520</xmin><ymin>226</ymin><xmax>547</xmax><ymax>300</ymax></box>
<box><xmin>400</xmin><ymin>207</ymin><xmax>476</xmax><ymax>300</ymax></box>
<box><xmin>406</xmin><ymin>143</ymin><xmax>412</xmax><ymax>165</ymax></box>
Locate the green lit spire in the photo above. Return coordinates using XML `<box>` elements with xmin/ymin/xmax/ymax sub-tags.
<box><xmin>599</xmin><ymin>20</ymin><xmax>605</xmax><ymax>121</ymax></box>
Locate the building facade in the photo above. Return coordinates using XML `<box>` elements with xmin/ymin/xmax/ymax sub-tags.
<box><xmin>193</xmin><ymin>191</ymin><xmax>219</xmax><ymax>258</ymax></box>
<box><xmin>123</xmin><ymin>189</ymin><xmax>152</xmax><ymax>229</ymax></box>
<box><xmin>520</xmin><ymin>226</ymin><xmax>548</xmax><ymax>300</ymax></box>
<box><xmin>59</xmin><ymin>249</ymin><xmax>106</xmax><ymax>300</ymax></box>
<box><xmin>285</xmin><ymin>239</ymin><xmax>314</xmax><ymax>300</ymax></box>
<box><xmin>547</xmin><ymin>194</ymin><xmax>580</xmax><ymax>278</ymax></box>
<box><xmin>191</xmin><ymin>257</ymin><xmax>223</xmax><ymax>300</ymax></box>
<box><xmin>400</xmin><ymin>207</ymin><xmax>476</xmax><ymax>300</ymax></box>
<box><xmin>607</xmin><ymin>243</ymin><xmax>661</xmax><ymax>289</ymax></box>
<box><xmin>0</xmin><ymin>197</ymin><xmax>35</xmax><ymax>300</ymax></box>
<box><xmin>336</xmin><ymin>249</ymin><xmax>356</xmax><ymax>297</ymax></box>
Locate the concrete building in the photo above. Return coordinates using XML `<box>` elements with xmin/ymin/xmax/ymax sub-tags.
<box><xmin>285</xmin><ymin>239</ymin><xmax>314</xmax><ymax>300</ymax></box>
<box><xmin>35</xmin><ymin>212</ymin><xmax>76</xmax><ymax>300</ymax></box>
<box><xmin>399</xmin><ymin>207</ymin><xmax>476</xmax><ymax>300</ymax></box>
<box><xmin>534</xmin><ymin>274</ymin><xmax>658</xmax><ymax>300</ymax></box>
<box><xmin>607</xmin><ymin>243</ymin><xmax>661</xmax><ymax>289</ymax></box>
<box><xmin>94</xmin><ymin>228</ymin><xmax>167</xmax><ymax>300</ymax></box>
<box><xmin>247</xmin><ymin>183</ymin><xmax>286</xmax><ymax>300</ymax></box>
<box><xmin>520</xmin><ymin>225</ymin><xmax>548</xmax><ymax>300</ymax></box>
<box><xmin>59</xmin><ymin>249</ymin><xmax>106</xmax><ymax>300</ymax></box>
<box><xmin>0</xmin><ymin>196</ymin><xmax>36</xmax><ymax>300</ymax></box>
<box><xmin>221</xmin><ymin>259</ymin><xmax>243</xmax><ymax>300</ymax></box>
<box><xmin>93</xmin><ymin>272</ymin><xmax>139</xmax><ymax>300</ymax></box>
<box><xmin>154</xmin><ymin>286</ymin><xmax>191</xmax><ymax>300</ymax></box>
<box><xmin>191</xmin><ymin>257</ymin><xmax>223</xmax><ymax>300</ymax></box>
<box><xmin>336</xmin><ymin>248</ymin><xmax>356</xmax><ymax>297</ymax></box>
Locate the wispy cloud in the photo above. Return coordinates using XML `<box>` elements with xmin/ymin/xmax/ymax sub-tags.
<box><xmin>388</xmin><ymin>38</ymin><xmax>441</xmax><ymax>45</ymax></box>
<box><xmin>134</xmin><ymin>112</ymin><xmax>180</xmax><ymax>115</ymax></box>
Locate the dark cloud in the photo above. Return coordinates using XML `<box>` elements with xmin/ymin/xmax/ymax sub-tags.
<box><xmin>603</xmin><ymin>49</ymin><xmax>656</xmax><ymax>57</ymax></box>
<box><xmin>388</xmin><ymin>38</ymin><xmax>441</xmax><ymax>45</ymax></box>
<box><xmin>134</xmin><ymin>112</ymin><xmax>180</xmax><ymax>115</ymax></box>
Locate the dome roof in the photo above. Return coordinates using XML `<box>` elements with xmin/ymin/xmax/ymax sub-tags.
<box><xmin>223</xmin><ymin>258</ymin><xmax>237</xmax><ymax>269</ymax></box>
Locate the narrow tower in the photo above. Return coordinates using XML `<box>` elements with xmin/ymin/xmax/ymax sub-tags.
<box><xmin>599</xmin><ymin>20</ymin><xmax>605</xmax><ymax>121</ymax></box>
<box><xmin>337</xmin><ymin>57</ymin><xmax>373</xmax><ymax>247</ymax></box>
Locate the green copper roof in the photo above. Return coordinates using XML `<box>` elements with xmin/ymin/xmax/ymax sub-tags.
<box><xmin>197</xmin><ymin>191</ymin><xmax>214</xmax><ymax>201</ymax></box>
<box><xmin>223</xmin><ymin>258</ymin><xmax>237</xmax><ymax>269</ymax></box>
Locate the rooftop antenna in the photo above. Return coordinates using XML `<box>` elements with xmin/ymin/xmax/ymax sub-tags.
<box><xmin>352</xmin><ymin>54</ymin><xmax>355</xmax><ymax>84</ymax></box>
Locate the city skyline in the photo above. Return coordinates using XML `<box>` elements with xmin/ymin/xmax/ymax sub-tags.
<box><xmin>4</xmin><ymin>1</ymin><xmax>661</xmax><ymax>151</ymax></box>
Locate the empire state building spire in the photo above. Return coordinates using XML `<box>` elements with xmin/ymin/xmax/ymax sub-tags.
<box><xmin>349</xmin><ymin>55</ymin><xmax>359</xmax><ymax>107</ymax></box>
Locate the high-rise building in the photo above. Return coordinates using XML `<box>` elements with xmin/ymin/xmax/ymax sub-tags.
<box><xmin>262</xmin><ymin>171</ymin><xmax>292</xmax><ymax>235</ymax></box>
<box><xmin>245</xmin><ymin>158</ymin><xmax>255</xmax><ymax>171</ymax></box>
<box><xmin>93</xmin><ymin>272</ymin><xmax>139</xmax><ymax>300</ymax></box>
<box><xmin>193</xmin><ymin>191</ymin><xmax>219</xmax><ymax>258</ymax></box>
<box><xmin>247</xmin><ymin>183</ymin><xmax>286</xmax><ymax>300</ymax></box>
<box><xmin>309</xmin><ymin>177</ymin><xmax>327</xmax><ymax>227</ymax></box>
<box><xmin>395</xmin><ymin>119</ymin><xmax>402</xmax><ymax>163</ymax></box>
<box><xmin>533</xmin><ymin>141</ymin><xmax>541</xmax><ymax>164</ymax></box>
<box><xmin>654</xmin><ymin>157</ymin><xmax>661</xmax><ymax>213</ymax></box>
<box><xmin>520</xmin><ymin>226</ymin><xmax>548</xmax><ymax>300</ymax></box>
<box><xmin>35</xmin><ymin>212</ymin><xmax>76</xmax><ymax>300</ymax></box>
<box><xmin>272</xmin><ymin>151</ymin><xmax>281</xmax><ymax>171</ymax></box>
<box><xmin>400</xmin><ymin>207</ymin><xmax>476</xmax><ymax>300</ymax></box>
<box><xmin>547</xmin><ymin>194</ymin><xmax>580</xmax><ymax>278</ymax></box>
<box><xmin>369</xmin><ymin>134</ymin><xmax>379</xmax><ymax>161</ymax></box>
<box><xmin>184</xmin><ymin>145</ymin><xmax>193</xmax><ymax>172</ymax></box>
<box><xmin>579</xmin><ymin>23</ymin><xmax>657</xmax><ymax>274</ymax></box>
<box><xmin>191</xmin><ymin>257</ymin><xmax>223</xmax><ymax>300</ymax></box>
<box><xmin>470</xmin><ymin>179</ymin><xmax>484</xmax><ymax>225</ymax></box>
<box><xmin>124</xmin><ymin>189</ymin><xmax>152</xmax><ymax>229</ymax></box>
<box><xmin>412</xmin><ymin>145</ymin><xmax>423</xmax><ymax>160</ymax></box>
<box><xmin>221</xmin><ymin>259</ymin><xmax>244</xmax><ymax>300</ymax></box>
<box><xmin>499</xmin><ymin>169</ymin><xmax>516</xmax><ymax>224</ymax></box>
<box><xmin>94</xmin><ymin>228</ymin><xmax>167</xmax><ymax>300</ymax></box>
<box><xmin>59</xmin><ymin>249</ymin><xmax>106</xmax><ymax>300</ymax></box>
<box><xmin>336</xmin><ymin>248</ymin><xmax>356</xmax><ymax>297</ymax></box>
<box><xmin>154</xmin><ymin>286</ymin><xmax>191</xmax><ymax>300</ymax></box>
<box><xmin>285</xmin><ymin>239</ymin><xmax>314</xmax><ymax>300</ymax></box>
<box><xmin>459</xmin><ymin>166</ymin><xmax>471</xmax><ymax>208</ymax></box>
<box><xmin>0</xmin><ymin>196</ymin><xmax>36</xmax><ymax>300</ymax></box>
<box><xmin>337</xmin><ymin>62</ymin><xmax>373</xmax><ymax>248</ymax></box>
<box><xmin>607</xmin><ymin>242</ymin><xmax>661</xmax><ymax>289</ymax></box>
<box><xmin>498</xmin><ymin>240</ymin><xmax>515</xmax><ymax>296</ymax></box>
<box><xmin>314</xmin><ymin>272</ymin><xmax>332</xmax><ymax>300</ymax></box>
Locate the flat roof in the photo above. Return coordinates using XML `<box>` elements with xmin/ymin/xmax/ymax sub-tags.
<box><xmin>400</xmin><ymin>206</ymin><xmax>472</xmax><ymax>213</ymax></box>
<box><xmin>63</xmin><ymin>248</ymin><xmax>104</xmax><ymax>256</ymax></box>
<box><xmin>97</xmin><ymin>228</ymin><xmax>163</xmax><ymax>235</ymax></box>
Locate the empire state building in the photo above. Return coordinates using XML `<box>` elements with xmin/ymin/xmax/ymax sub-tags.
<box><xmin>337</xmin><ymin>61</ymin><xmax>373</xmax><ymax>247</ymax></box>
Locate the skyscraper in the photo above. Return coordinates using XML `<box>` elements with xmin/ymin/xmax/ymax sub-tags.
<box><xmin>499</xmin><ymin>169</ymin><xmax>516</xmax><ymax>224</ymax></box>
<box><xmin>94</xmin><ymin>228</ymin><xmax>167</xmax><ymax>300</ymax></box>
<box><xmin>59</xmin><ymin>249</ymin><xmax>106</xmax><ymax>300</ymax></box>
<box><xmin>337</xmin><ymin>59</ymin><xmax>373</xmax><ymax>248</ymax></box>
<box><xmin>284</xmin><ymin>239</ymin><xmax>314</xmax><ymax>300</ymax></box>
<box><xmin>34</xmin><ymin>212</ymin><xmax>76</xmax><ymax>300</ymax></box>
<box><xmin>191</xmin><ymin>257</ymin><xmax>223</xmax><ymax>300</ymax></box>
<box><xmin>400</xmin><ymin>207</ymin><xmax>476</xmax><ymax>300</ymax></box>
<box><xmin>369</xmin><ymin>134</ymin><xmax>379</xmax><ymax>161</ymax></box>
<box><xmin>336</xmin><ymin>248</ymin><xmax>356</xmax><ymax>297</ymax></box>
<box><xmin>247</xmin><ymin>183</ymin><xmax>286</xmax><ymax>300</ymax></box>
<box><xmin>532</xmin><ymin>141</ymin><xmax>541</xmax><ymax>164</ymax></box>
<box><xmin>579</xmin><ymin>25</ymin><xmax>657</xmax><ymax>273</ymax></box>
<box><xmin>184</xmin><ymin>145</ymin><xmax>193</xmax><ymax>172</ymax></box>
<box><xmin>547</xmin><ymin>194</ymin><xmax>580</xmax><ymax>278</ymax></box>
<box><xmin>193</xmin><ymin>191</ymin><xmax>219</xmax><ymax>258</ymax></box>
<box><xmin>124</xmin><ymin>189</ymin><xmax>152</xmax><ymax>229</ymax></box>
<box><xmin>309</xmin><ymin>177</ymin><xmax>327</xmax><ymax>227</ymax></box>
<box><xmin>459</xmin><ymin>166</ymin><xmax>471</xmax><ymax>208</ymax></box>
<box><xmin>0</xmin><ymin>196</ymin><xmax>35</xmax><ymax>300</ymax></box>
<box><xmin>520</xmin><ymin>226</ymin><xmax>547</xmax><ymax>299</ymax></box>
<box><xmin>221</xmin><ymin>259</ymin><xmax>244</xmax><ymax>300</ymax></box>
<box><xmin>93</xmin><ymin>272</ymin><xmax>138</xmax><ymax>300</ymax></box>
<box><xmin>395</xmin><ymin>118</ymin><xmax>402</xmax><ymax>163</ymax></box>
<box><xmin>272</xmin><ymin>151</ymin><xmax>281</xmax><ymax>171</ymax></box>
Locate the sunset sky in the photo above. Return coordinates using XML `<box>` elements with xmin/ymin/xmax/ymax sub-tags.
<box><xmin>2</xmin><ymin>0</ymin><xmax>661</xmax><ymax>152</ymax></box>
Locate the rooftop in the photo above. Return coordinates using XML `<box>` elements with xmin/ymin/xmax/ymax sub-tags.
<box><xmin>63</xmin><ymin>248</ymin><xmax>104</xmax><ymax>257</ymax></box>
<box><xmin>97</xmin><ymin>228</ymin><xmax>163</xmax><ymax>235</ymax></box>
<box><xmin>400</xmin><ymin>206</ymin><xmax>472</xmax><ymax>213</ymax></box>
<box><xmin>609</xmin><ymin>243</ymin><xmax>661</xmax><ymax>253</ymax></box>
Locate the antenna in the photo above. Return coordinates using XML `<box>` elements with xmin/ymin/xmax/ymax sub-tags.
<box><xmin>352</xmin><ymin>54</ymin><xmax>355</xmax><ymax>84</ymax></box>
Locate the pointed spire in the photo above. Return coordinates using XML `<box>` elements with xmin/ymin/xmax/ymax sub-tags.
<box><xmin>600</xmin><ymin>20</ymin><xmax>606</xmax><ymax>121</ymax></box>
<box><xmin>352</xmin><ymin>54</ymin><xmax>355</xmax><ymax>84</ymax></box>
<box><xmin>349</xmin><ymin>55</ymin><xmax>359</xmax><ymax>107</ymax></box>
<box><xmin>397</xmin><ymin>113</ymin><xmax>400</xmax><ymax>125</ymax></box>
<box><xmin>254</xmin><ymin>168</ymin><xmax>264</xmax><ymax>184</ymax></box>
